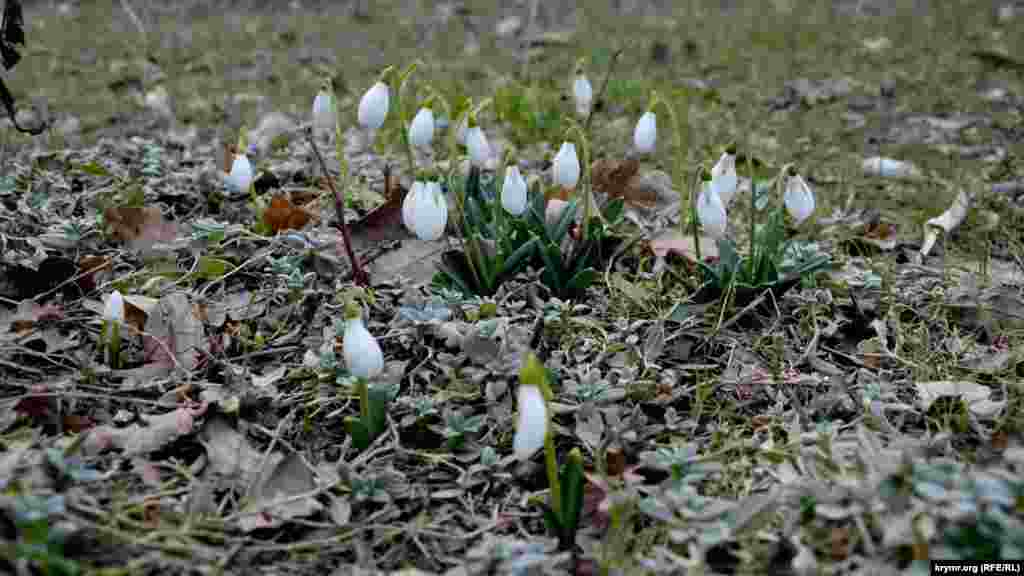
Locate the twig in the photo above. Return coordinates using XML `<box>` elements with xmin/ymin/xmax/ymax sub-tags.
<box><xmin>583</xmin><ymin>47</ymin><xmax>626</xmax><ymax>134</ymax></box>
<box><xmin>119</xmin><ymin>0</ymin><xmax>147</xmax><ymax>40</ymax></box>
<box><xmin>305</xmin><ymin>127</ymin><xmax>368</xmax><ymax>286</ymax></box>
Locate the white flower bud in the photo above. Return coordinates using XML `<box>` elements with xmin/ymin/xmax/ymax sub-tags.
<box><xmin>408</xmin><ymin>107</ymin><xmax>435</xmax><ymax>148</ymax></box>
<box><xmin>225</xmin><ymin>153</ymin><xmax>253</xmax><ymax>193</ymax></box>
<box><xmin>412</xmin><ymin>181</ymin><xmax>448</xmax><ymax>241</ymax></box>
<box><xmin>343</xmin><ymin>314</ymin><xmax>384</xmax><ymax>379</ymax></box>
<box><xmin>403</xmin><ymin>180</ymin><xmax>425</xmax><ymax>233</ymax></box>
<box><xmin>357</xmin><ymin>81</ymin><xmax>390</xmax><ymax>131</ymax></box>
<box><xmin>552</xmin><ymin>141</ymin><xmax>580</xmax><ymax>189</ymax></box>
<box><xmin>697</xmin><ymin>181</ymin><xmax>728</xmax><ymax>239</ymax></box>
<box><xmin>513</xmin><ymin>384</ymin><xmax>547</xmax><ymax>461</ymax></box>
<box><xmin>633</xmin><ymin>111</ymin><xmax>657</xmax><ymax>154</ymax></box>
<box><xmin>784</xmin><ymin>172</ymin><xmax>815</xmax><ymax>224</ymax></box>
<box><xmin>312</xmin><ymin>88</ymin><xmax>336</xmax><ymax>138</ymax></box>
<box><xmin>501</xmin><ymin>165</ymin><xmax>528</xmax><ymax>216</ymax></box>
<box><xmin>105</xmin><ymin>290</ymin><xmax>124</xmax><ymax>323</ymax></box>
<box><xmin>710</xmin><ymin>151</ymin><xmax>738</xmax><ymax>207</ymax></box>
<box><xmin>573</xmin><ymin>73</ymin><xmax>593</xmax><ymax>118</ymax></box>
<box><xmin>466</xmin><ymin>125</ymin><xmax>491</xmax><ymax>167</ymax></box>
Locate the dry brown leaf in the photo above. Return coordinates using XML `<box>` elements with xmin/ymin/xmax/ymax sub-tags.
<box><xmin>104</xmin><ymin>206</ymin><xmax>179</xmax><ymax>252</ymax></box>
<box><xmin>263</xmin><ymin>194</ymin><xmax>313</xmax><ymax>234</ymax></box>
<box><xmin>591</xmin><ymin>157</ymin><xmax>647</xmax><ymax>203</ymax></box>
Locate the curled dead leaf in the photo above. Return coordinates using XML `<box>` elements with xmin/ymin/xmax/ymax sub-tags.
<box><xmin>263</xmin><ymin>195</ymin><xmax>314</xmax><ymax>234</ymax></box>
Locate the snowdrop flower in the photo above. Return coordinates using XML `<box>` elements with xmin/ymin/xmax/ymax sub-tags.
<box><xmin>513</xmin><ymin>382</ymin><xmax>547</xmax><ymax>460</ymax></box>
<box><xmin>572</xmin><ymin>61</ymin><xmax>593</xmax><ymax>118</ymax></box>
<box><xmin>357</xmin><ymin>80</ymin><xmax>390</xmax><ymax>131</ymax></box>
<box><xmin>633</xmin><ymin>111</ymin><xmax>657</xmax><ymax>155</ymax></box>
<box><xmin>552</xmin><ymin>141</ymin><xmax>580</xmax><ymax>189</ymax></box>
<box><xmin>311</xmin><ymin>83</ymin><xmax>336</xmax><ymax>139</ymax></box>
<box><xmin>697</xmin><ymin>179</ymin><xmax>728</xmax><ymax>239</ymax></box>
<box><xmin>710</xmin><ymin>149</ymin><xmax>738</xmax><ymax>206</ymax></box>
<box><xmin>343</xmin><ymin>307</ymin><xmax>384</xmax><ymax>379</ymax></box>
<box><xmin>408</xmin><ymin>105</ymin><xmax>435</xmax><ymax>148</ymax></box>
<box><xmin>105</xmin><ymin>290</ymin><xmax>125</xmax><ymax>324</ymax></box>
<box><xmin>454</xmin><ymin>115</ymin><xmax>469</xmax><ymax>146</ymax></box>
<box><xmin>784</xmin><ymin>168</ymin><xmax>815</xmax><ymax>224</ymax></box>
<box><xmin>403</xmin><ymin>180</ymin><xmax>425</xmax><ymax>233</ymax></box>
<box><xmin>466</xmin><ymin>120</ymin><xmax>491</xmax><ymax>167</ymax></box>
<box><xmin>225</xmin><ymin>153</ymin><xmax>253</xmax><ymax>193</ymax></box>
<box><xmin>502</xmin><ymin>165</ymin><xmax>528</xmax><ymax>216</ymax></box>
<box><xmin>412</xmin><ymin>180</ymin><xmax>448</xmax><ymax>241</ymax></box>
<box><xmin>104</xmin><ymin>290</ymin><xmax>124</xmax><ymax>368</ymax></box>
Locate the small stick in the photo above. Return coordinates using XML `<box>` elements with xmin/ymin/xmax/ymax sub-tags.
<box><xmin>305</xmin><ymin>127</ymin><xmax>368</xmax><ymax>286</ymax></box>
<box><xmin>583</xmin><ymin>47</ymin><xmax>625</xmax><ymax>134</ymax></box>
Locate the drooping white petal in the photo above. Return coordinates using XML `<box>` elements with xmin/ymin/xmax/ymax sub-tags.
<box><xmin>105</xmin><ymin>290</ymin><xmax>124</xmax><ymax>323</ymax></box>
<box><xmin>513</xmin><ymin>384</ymin><xmax>547</xmax><ymax>461</ymax></box>
<box><xmin>633</xmin><ymin>111</ymin><xmax>657</xmax><ymax>154</ymax></box>
<box><xmin>343</xmin><ymin>316</ymin><xmax>384</xmax><ymax>379</ymax></box>
<box><xmin>573</xmin><ymin>73</ymin><xmax>593</xmax><ymax>118</ymax></box>
<box><xmin>312</xmin><ymin>89</ymin><xmax>336</xmax><ymax>138</ymax></box>
<box><xmin>357</xmin><ymin>81</ymin><xmax>390</xmax><ymax>131</ymax></box>
<box><xmin>501</xmin><ymin>165</ymin><xmax>528</xmax><ymax>216</ymax></box>
<box><xmin>225</xmin><ymin>153</ymin><xmax>253</xmax><ymax>193</ymax></box>
<box><xmin>697</xmin><ymin>182</ymin><xmax>728</xmax><ymax>238</ymax></box>
<box><xmin>710</xmin><ymin>151</ymin><xmax>738</xmax><ymax>207</ymax></box>
<box><xmin>552</xmin><ymin>142</ymin><xmax>580</xmax><ymax>189</ymax></box>
<box><xmin>784</xmin><ymin>173</ymin><xmax>816</xmax><ymax>224</ymax></box>
<box><xmin>466</xmin><ymin>126</ymin><xmax>492</xmax><ymax>167</ymax></box>
<box><xmin>454</xmin><ymin>116</ymin><xmax>468</xmax><ymax>145</ymax></box>
<box><xmin>408</xmin><ymin>107</ymin><xmax>435</xmax><ymax>148</ymax></box>
<box><xmin>403</xmin><ymin>180</ymin><xmax>425</xmax><ymax>233</ymax></box>
<box><xmin>413</xmin><ymin>181</ymin><xmax>448</xmax><ymax>241</ymax></box>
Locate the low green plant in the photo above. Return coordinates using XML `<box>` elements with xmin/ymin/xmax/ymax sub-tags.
<box><xmin>435</xmin><ymin>172</ymin><xmax>624</xmax><ymax>300</ymax></box>
<box><xmin>516</xmin><ymin>354</ymin><xmax>587</xmax><ymax>551</ymax></box>
<box><xmin>436</xmin><ymin>167</ymin><xmax>540</xmax><ymax>296</ymax></box>
<box><xmin>695</xmin><ymin>167</ymin><xmax>831</xmax><ymax>304</ymax></box>
<box><xmin>344</xmin><ymin>380</ymin><xmax>392</xmax><ymax>451</ymax></box>
<box><xmin>440</xmin><ymin>410</ymin><xmax>486</xmax><ymax>451</ymax></box>
<box><xmin>8</xmin><ymin>494</ymin><xmax>81</xmax><ymax>576</ymax></box>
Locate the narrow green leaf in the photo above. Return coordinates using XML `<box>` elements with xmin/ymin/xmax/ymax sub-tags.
<box><xmin>76</xmin><ymin>162</ymin><xmax>111</xmax><ymax>177</ymax></box>
<box><xmin>559</xmin><ymin>448</ymin><xmax>586</xmax><ymax>549</ymax></box>
<box><xmin>345</xmin><ymin>417</ymin><xmax>371</xmax><ymax>451</ymax></box>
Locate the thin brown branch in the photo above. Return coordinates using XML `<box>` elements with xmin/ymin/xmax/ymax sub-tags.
<box><xmin>305</xmin><ymin>126</ymin><xmax>368</xmax><ymax>286</ymax></box>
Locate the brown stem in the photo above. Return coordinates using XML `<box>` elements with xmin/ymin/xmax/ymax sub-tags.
<box><xmin>583</xmin><ymin>47</ymin><xmax>625</xmax><ymax>134</ymax></box>
<box><xmin>305</xmin><ymin>127</ymin><xmax>369</xmax><ymax>286</ymax></box>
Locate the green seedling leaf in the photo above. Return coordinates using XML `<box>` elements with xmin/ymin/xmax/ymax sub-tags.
<box><xmin>197</xmin><ymin>256</ymin><xmax>235</xmax><ymax>280</ymax></box>
<box><xmin>345</xmin><ymin>417</ymin><xmax>371</xmax><ymax>451</ymax></box>
<box><xmin>76</xmin><ymin>162</ymin><xmax>111</xmax><ymax>177</ymax></box>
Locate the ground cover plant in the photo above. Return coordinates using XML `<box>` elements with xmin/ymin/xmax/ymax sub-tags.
<box><xmin>1</xmin><ymin>0</ymin><xmax>1024</xmax><ymax>574</ymax></box>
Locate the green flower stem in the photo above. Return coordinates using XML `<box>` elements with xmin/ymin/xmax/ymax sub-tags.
<box><xmin>562</xmin><ymin>119</ymin><xmax>594</xmax><ymax>234</ymax></box>
<box><xmin>357</xmin><ymin>378</ymin><xmax>369</xmax><ymax>421</ymax></box>
<box><xmin>647</xmin><ymin>91</ymin><xmax>689</xmax><ymax>239</ymax></box>
<box><xmin>691</xmin><ymin>169</ymin><xmax>703</xmax><ymax>265</ymax></box>
<box><xmin>748</xmin><ymin>135</ymin><xmax>757</xmax><ymax>278</ymax></box>
<box><xmin>107</xmin><ymin>320</ymin><xmax>121</xmax><ymax>369</ymax></box>
<box><xmin>544</xmin><ymin>429</ymin><xmax>561</xmax><ymax>520</ymax></box>
<box><xmin>329</xmin><ymin>80</ymin><xmax>349</xmax><ymax>198</ymax></box>
<box><xmin>395</xmin><ymin>60</ymin><xmax>424</xmax><ymax>174</ymax></box>
<box><xmin>521</xmin><ymin>353</ymin><xmax>561</xmax><ymax>520</ymax></box>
